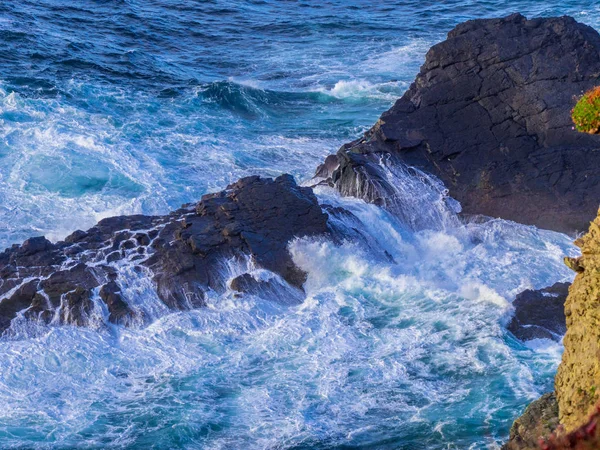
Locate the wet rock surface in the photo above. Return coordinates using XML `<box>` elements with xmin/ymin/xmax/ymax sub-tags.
<box><xmin>229</xmin><ymin>273</ymin><xmax>304</xmax><ymax>304</ymax></box>
<box><xmin>0</xmin><ymin>175</ymin><xmax>330</xmax><ymax>333</ymax></box>
<box><xmin>323</xmin><ymin>13</ymin><xmax>600</xmax><ymax>234</ymax></box>
<box><xmin>146</xmin><ymin>174</ymin><xmax>329</xmax><ymax>309</ymax></box>
<box><xmin>507</xmin><ymin>282</ymin><xmax>570</xmax><ymax>342</ymax></box>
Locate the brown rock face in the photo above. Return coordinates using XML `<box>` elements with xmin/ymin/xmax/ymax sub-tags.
<box><xmin>503</xmin><ymin>393</ymin><xmax>559</xmax><ymax>450</ymax></box>
<box><xmin>555</xmin><ymin>210</ymin><xmax>600</xmax><ymax>431</ymax></box>
<box><xmin>324</xmin><ymin>13</ymin><xmax>600</xmax><ymax>234</ymax></box>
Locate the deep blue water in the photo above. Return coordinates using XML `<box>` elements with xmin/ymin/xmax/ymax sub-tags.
<box><xmin>0</xmin><ymin>1</ymin><xmax>597</xmax><ymax>449</ymax></box>
<box><xmin>0</xmin><ymin>0</ymin><xmax>597</xmax><ymax>247</ymax></box>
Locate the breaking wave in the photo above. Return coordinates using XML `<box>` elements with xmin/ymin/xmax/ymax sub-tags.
<box><xmin>0</xmin><ymin>0</ymin><xmax>599</xmax><ymax>448</ymax></box>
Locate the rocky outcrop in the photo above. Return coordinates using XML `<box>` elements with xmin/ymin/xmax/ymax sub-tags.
<box><xmin>508</xmin><ymin>282</ymin><xmax>570</xmax><ymax>342</ymax></box>
<box><xmin>0</xmin><ymin>175</ymin><xmax>330</xmax><ymax>332</ymax></box>
<box><xmin>503</xmin><ymin>393</ymin><xmax>559</xmax><ymax>450</ymax></box>
<box><xmin>505</xmin><ymin>209</ymin><xmax>600</xmax><ymax>447</ymax></box>
<box><xmin>555</xmin><ymin>210</ymin><xmax>600</xmax><ymax>432</ymax></box>
<box><xmin>146</xmin><ymin>174</ymin><xmax>329</xmax><ymax>309</ymax></box>
<box><xmin>321</xmin><ymin>13</ymin><xmax>600</xmax><ymax>234</ymax></box>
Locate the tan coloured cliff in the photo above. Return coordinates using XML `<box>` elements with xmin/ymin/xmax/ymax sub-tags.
<box><xmin>556</xmin><ymin>209</ymin><xmax>600</xmax><ymax>432</ymax></box>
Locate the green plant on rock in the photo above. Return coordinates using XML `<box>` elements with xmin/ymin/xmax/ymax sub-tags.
<box><xmin>572</xmin><ymin>87</ymin><xmax>600</xmax><ymax>134</ymax></box>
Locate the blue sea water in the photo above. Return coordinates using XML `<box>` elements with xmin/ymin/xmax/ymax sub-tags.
<box><xmin>0</xmin><ymin>1</ymin><xmax>597</xmax><ymax>448</ymax></box>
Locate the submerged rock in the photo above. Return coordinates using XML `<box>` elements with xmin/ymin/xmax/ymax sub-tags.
<box><xmin>321</xmin><ymin>13</ymin><xmax>600</xmax><ymax>234</ymax></box>
<box><xmin>0</xmin><ymin>175</ymin><xmax>330</xmax><ymax>333</ymax></box>
<box><xmin>503</xmin><ymin>392</ymin><xmax>559</xmax><ymax>450</ymax></box>
<box><xmin>507</xmin><ymin>282</ymin><xmax>570</xmax><ymax>342</ymax></box>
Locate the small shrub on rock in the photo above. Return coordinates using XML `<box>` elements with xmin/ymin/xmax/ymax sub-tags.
<box><xmin>572</xmin><ymin>87</ymin><xmax>600</xmax><ymax>134</ymax></box>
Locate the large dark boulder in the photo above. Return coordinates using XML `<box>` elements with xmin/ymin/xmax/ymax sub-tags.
<box><xmin>146</xmin><ymin>174</ymin><xmax>329</xmax><ymax>309</ymax></box>
<box><xmin>322</xmin><ymin>14</ymin><xmax>600</xmax><ymax>234</ymax></box>
<box><xmin>0</xmin><ymin>175</ymin><xmax>330</xmax><ymax>333</ymax></box>
<box><xmin>507</xmin><ymin>282</ymin><xmax>570</xmax><ymax>341</ymax></box>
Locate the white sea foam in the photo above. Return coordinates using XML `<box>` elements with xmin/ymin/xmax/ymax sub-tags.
<box><xmin>0</xmin><ymin>80</ymin><xmax>580</xmax><ymax>447</ymax></box>
<box><xmin>363</xmin><ymin>39</ymin><xmax>433</xmax><ymax>74</ymax></box>
<box><xmin>0</xmin><ymin>1</ymin><xmax>598</xmax><ymax>447</ymax></box>
<box><xmin>0</xmin><ymin>85</ymin><xmax>339</xmax><ymax>249</ymax></box>
<box><xmin>0</xmin><ymin>176</ymin><xmax>575</xmax><ymax>447</ymax></box>
<box><xmin>324</xmin><ymin>79</ymin><xmax>405</xmax><ymax>101</ymax></box>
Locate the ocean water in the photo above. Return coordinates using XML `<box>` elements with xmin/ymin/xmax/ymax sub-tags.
<box><xmin>0</xmin><ymin>1</ymin><xmax>597</xmax><ymax>448</ymax></box>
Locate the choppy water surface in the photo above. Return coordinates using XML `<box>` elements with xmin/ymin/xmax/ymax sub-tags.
<box><xmin>0</xmin><ymin>1</ymin><xmax>597</xmax><ymax>448</ymax></box>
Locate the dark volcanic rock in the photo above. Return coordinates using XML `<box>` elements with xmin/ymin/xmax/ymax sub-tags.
<box><xmin>507</xmin><ymin>282</ymin><xmax>570</xmax><ymax>341</ymax></box>
<box><xmin>325</xmin><ymin>14</ymin><xmax>600</xmax><ymax>234</ymax></box>
<box><xmin>229</xmin><ymin>273</ymin><xmax>304</xmax><ymax>304</ymax></box>
<box><xmin>0</xmin><ymin>175</ymin><xmax>330</xmax><ymax>333</ymax></box>
<box><xmin>99</xmin><ymin>281</ymin><xmax>132</xmax><ymax>324</ymax></box>
<box><xmin>146</xmin><ymin>174</ymin><xmax>329</xmax><ymax>309</ymax></box>
<box><xmin>314</xmin><ymin>154</ymin><xmax>340</xmax><ymax>180</ymax></box>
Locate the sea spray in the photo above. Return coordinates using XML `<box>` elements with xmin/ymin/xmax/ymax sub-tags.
<box><xmin>0</xmin><ymin>187</ymin><xmax>575</xmax><ymax>448</ymax></box>
<box><xmin>0</xmin><ymin>1</ymin><xmax>599</xmax><ymax>448</ymax></box>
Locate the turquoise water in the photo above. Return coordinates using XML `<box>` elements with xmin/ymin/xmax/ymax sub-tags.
<box><xmin>0</xmin><ymin>1</ymin><xmax>597</xmax><ymax>448</ymax></box>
